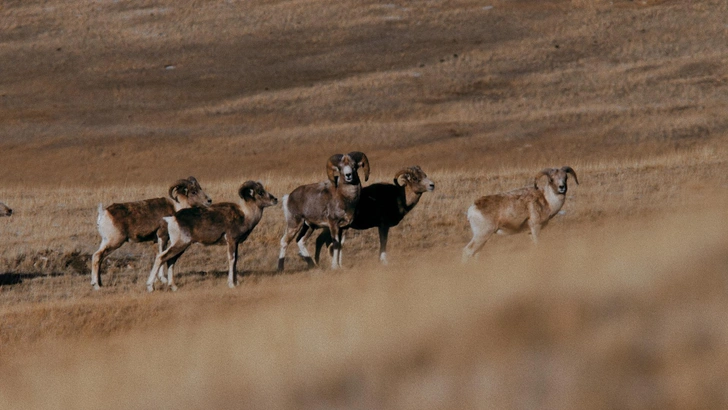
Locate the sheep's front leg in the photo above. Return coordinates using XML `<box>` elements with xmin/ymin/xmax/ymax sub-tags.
<box><xmin>227</xmin><ymin>240</ymin><xmax>239</xmax><ymax>288</ymax></box>
<box><xmin>156</xmin><ymin>239</ymin><xmax>168</xmax><ymax>284</ymax></box>
<box><xmin>147</xmin><ymin>254</ymin><xmax>165</xmax><ymax>293</ymax></box>
<box><xmin>527</xmin><ymin>204</ymin><xmax>542</xmax><ymax>245</ymax></box>
<box><xmin>337</xmin><ymin>229</ymin><xmax>346</xmax><ymax>267</ymax></box>
<box><xmin>329</xmin><ymin>224</ymin><xmax>342</xmax><ymax>269</ymax></box>
<box><xmin>529</xmin><ymin>221</ymin><xmax>541</xmax><ymax>244</ymax></box>
<box><xmin>148</xmin><ymin>243</ymin><xmax>188</xmax><ymax>292</ymax></box>
<box><xmin>314</xmin><ymin>230</ymin><xmax>332</xmax><ymax>266</ymax></box>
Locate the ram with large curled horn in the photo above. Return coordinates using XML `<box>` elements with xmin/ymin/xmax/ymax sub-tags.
<box><xmin>534</xmin><ymin>166</ymin><xmax>578</xmax><ymax>192</ymax></box>
<box><xmin>326</xmin><ymin>151</ymin><xmax>370</xmax><ymax>187</ymax></box>
<box><xmin>278</xmin><ymin>152</ymin><xmax>370</xmax><ymax>271</ymax></box>
<box><xmin>463</xmin><ymin>166</ymin><xmax>579</xmax><ymax>260</ymax></box>
<box><xmin>91</xmin><ymin>176</ymin><xmax>212</xmax><ymax>290</ymax></box>
<box><xmin>169</xmin><ymin>176</ymin><xmax>204</xmax><ymax>204</ymax></box>
<box><xmin>308</xmin><ymin>165</ymin><xmax>435</xmax><ymax>265</ymax></box>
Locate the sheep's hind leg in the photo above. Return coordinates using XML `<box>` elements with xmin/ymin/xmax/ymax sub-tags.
<box><xmin>462</xmin><ymin>213</ymin><xmax>495</xmax><ymax>262</ymax></box>
<box><xmin>147</xmin><ymin>243</ymin><xmax>187</xmax><ymax>292</ymax></box>
<box><xmin>295</xmin><ymin>224</ymin><xmax>317</xmax><ymax>269</ymax></box>
<box><xmin>227</xmin><ymin>241</ymin><xmax>239</xmax><ymax>288</ymax></box>
<box><xmin>278</xmin><ymin>221</ymin><xmax>303</xmax><ymax>272</ymax></box>
<box><xmin>91</xmin><ymin>238</ymin><xmax>123</xmax><ymax>290</ymax></box>
<box><xmin>329</xmin><ymin>224</ymin><xmax>342</xmax><ymax>269</ymax></box>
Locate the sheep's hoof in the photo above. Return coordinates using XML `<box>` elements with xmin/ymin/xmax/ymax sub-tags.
<box><xmin>146</xmin><ymin>284</ymin><xmax>154</xmax><ymax>293</ymax></box>
<box><xmin>228</xmin><ymin>281</ymin><xmax>236</xmax><ymax>289</ymax></box>
<box><xmin>379</xmin><ymin>253</ymin><xmax>388</xmax><ymax>265</ymax></box>
<box><xmin>170</xmin><ymin>285</ymin><xmax>178</xmax><ymax>292</ymax></box>
<box><xmin>92</xmin><ymin>283</ymin><xmax>100</xmax><ymax>291</ymax></box>
<box><xmin>302</xmin><ymin>256</ymin><xmax>316</xmax><ymax>269</ymax></box>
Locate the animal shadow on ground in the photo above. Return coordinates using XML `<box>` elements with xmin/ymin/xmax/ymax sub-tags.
<box><xmin>0</xmin><ymin>272</ymin><xmax>66</xmax><ymax>286</ymax></box>
<box><xmin>185</xmin><ymin>267</ymin><xmax>310</xmax><ymax>280</ymax></box>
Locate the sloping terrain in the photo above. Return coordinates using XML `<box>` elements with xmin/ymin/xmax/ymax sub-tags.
<box><xmin>1</xmin><ymin>0</ymin><xmax>727</xmax><ymax>408</ymax></box>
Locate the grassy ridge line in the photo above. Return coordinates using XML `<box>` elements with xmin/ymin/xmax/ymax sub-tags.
<box><xmin>0</xmin><ymin>208</ymin><xmax>726</xmax><ymax>409</ymax></box>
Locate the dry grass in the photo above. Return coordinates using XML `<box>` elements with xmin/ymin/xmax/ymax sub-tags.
<box><xmin>2</xmin><ymin>0</ymin><xmax>727</xmax><ymax>184</ymax></box>
<box><xmin>1</xmin><ymin>209</ymin><xmax>727</xmax><ymax>409</ymax></box>
<box><xmin>1</xmin><ymin>0</ymin><xmax>728</xmax><ymax>408</ymax></box>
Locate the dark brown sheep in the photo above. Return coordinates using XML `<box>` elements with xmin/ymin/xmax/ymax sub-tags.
<box><xmin>277</xmin><ymin>152</ymin><xmax>370</xmax><ymax>271</ymax></box>
<box><xmin>307</xmin><ymin>166</ymin><xmax>434</xmax><ymax>265</ymax></box>
<box><xmin>147</xmin><ymin>181</ymin><xmax>277</xmax><ymax>291</ymax></box>
<box><xmin>91</xmin><ymin>176</ymin><xmax>212</xmax><ymax>290</ymax></box>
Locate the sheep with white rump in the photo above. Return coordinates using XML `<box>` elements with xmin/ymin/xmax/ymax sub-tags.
<box><xmin>463</xmin><ymin>166</ymin><xmax>578</xmax><ymax>260</ymax></box>
<box><xmin>91</xmin><ymin>177</ymin><xmax>212</xmax><ymax>290</ymax></box>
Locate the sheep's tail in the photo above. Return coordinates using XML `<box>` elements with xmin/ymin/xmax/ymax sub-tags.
<box><xmin>96</xmin><ymin>203</ymin><xmax>104</xmax><ymax>227</ymax></box>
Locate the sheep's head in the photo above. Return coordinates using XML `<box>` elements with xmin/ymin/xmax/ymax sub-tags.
<box><xmin>326</xmin><ymin>152</ymin><xmax>370</xmax><ymax>187</ymax></box>
<box><xmin>534</xmin><ymin>166</ymin><xmax>578</xmax><ymax>195</ymax></box>
<box><xmin>394</xmin><ymin>166</ymin><xmax>435</xmax><ymax>193</ymax></box>
<box><xmin>239</xmin><ymin>181</ymin><xmax>278</xmax><ymax>208</ymax></box>
<box><xmin>169</xmin><ymin>176</ymin><xmax>212</xmax><ymax>207</ymax></box>
<box><xmin>0</xmin><ymin>202</ymin><xmax>12</xmax><ymax>217</ymax></box>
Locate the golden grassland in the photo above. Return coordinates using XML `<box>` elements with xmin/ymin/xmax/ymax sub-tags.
<box><xmin>1</xmin><ymin>208</ymin><xmax>727</xmax><ymax>409</ymax></box>
<box><xmin>2</xmin><ymin>0</ymin><xmax>728</xmax><ymax>184</ymax></box>
<box><xmin>1</xmin><ymin>0</ymin><xmax>728</xmax><ymax>408</ymax></box>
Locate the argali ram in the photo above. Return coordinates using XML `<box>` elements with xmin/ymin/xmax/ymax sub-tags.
<box><xmin>147</xmin><ymin>181</ymin><xmax>277</xmax><ymax>292</ymax></box>
<box><xmin>278</xmin><ymin>152</ymin><xmax>370</xmax><ymax>271</ymax></box>
<box><xmin>308</xmin><ymin>166</ymin><xmax>434</xmax><ymax>265</ymax></box>
<box><xmin>91</xmin><ymin>176</ymin><xmax>212</xmax><ymax>290</ymax></box>
<box><xmin>463</xmin><ymin>166</ymin><xmax>578</xmax><ymax>260</ymax></box>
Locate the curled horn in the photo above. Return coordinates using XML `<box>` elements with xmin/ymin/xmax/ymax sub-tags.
<box><xmin>326</xmin><ymin>154</ymin><xmax>344</xmax><ymax>187</ymax></box>
<box><xmin>347</xmin><ymin>151</ymin><xmax>370</xmax><ymax>182</ymax></box>
<box><xmin>187</xmin><ymin>176</ymin><xmax>201</xmax><ymax>188</ymax></box>
<box><xmin>393</xmin><ymin>168</ymin><xmax>411</xmax><ymax>186</ymax></box>
<box><xmin>533</xmin><ymin>169</ymin><xmax>552</xmax><ymax>189</ymax></box>
<box><xmin>561</xmin><ymin>166</ymin><xmax>579</xmax><ymax>185</ymax></box>
<box><xmin>238</xmin><ymin>180</ymin><xmax>258</xmax><ymax>200</ymax></box>
<box><xmin>169</xmin><ymin>179</ymin><xmax>191</xmax><ymax>202</ymax></box>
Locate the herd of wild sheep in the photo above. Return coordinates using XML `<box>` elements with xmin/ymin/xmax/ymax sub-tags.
<box><xmin>0</xmin><ymin>152</ymin><xmax>578</xmax><ymax>291</ymax></box>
